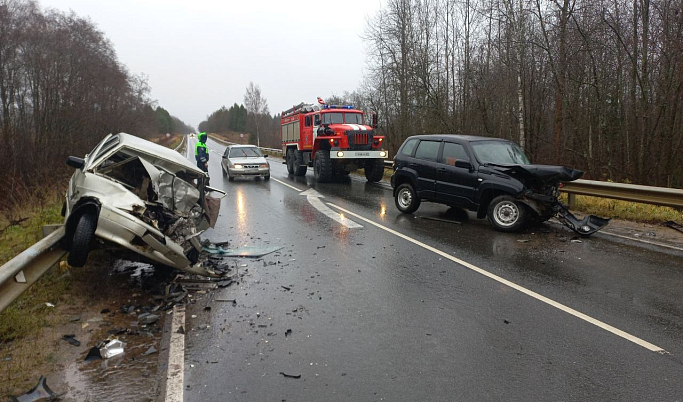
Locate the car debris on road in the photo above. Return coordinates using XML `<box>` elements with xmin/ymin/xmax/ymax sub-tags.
<box><xmin>63</xmin><ymin>133</ymin><xmax>229</xmax><ymax>277</ymax></box>
<box><xmin>10</xmin><ymin>375</ymin><xmax>63</xmax><ymax>402</ymax></box>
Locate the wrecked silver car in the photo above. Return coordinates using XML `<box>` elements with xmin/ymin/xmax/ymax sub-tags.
<box><xmin>63</xmin><ymin>133</ymin><xmax>226</xmax><ymax>276</ymax></box>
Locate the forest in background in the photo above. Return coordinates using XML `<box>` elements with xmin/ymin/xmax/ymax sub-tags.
<box><xmin>0</xmin><ymin>0</ymin><xmax>193</xmax><ymax>211</ymax></box>
<box><xmin>355</xmin><ymin>0</ymin><xmax>683</xmax><ymax>187</ymax></box>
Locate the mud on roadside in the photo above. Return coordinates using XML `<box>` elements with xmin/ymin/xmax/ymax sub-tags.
<box><xmin>0</xmin><ymin>250</ymin><xmax>176</xmax><ymax>402</ymax></box>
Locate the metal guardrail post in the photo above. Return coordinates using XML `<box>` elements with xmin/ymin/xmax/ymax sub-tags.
<box><xmin>0</xmin><ymin>226</ymin><xmax>66</xmax><ymax>313</ymax></box>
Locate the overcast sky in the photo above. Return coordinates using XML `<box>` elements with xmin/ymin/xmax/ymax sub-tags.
<box><xmin>39</xmin><ymin>0</ymin><xmax>385</xmax><ymax>128</ymax></box>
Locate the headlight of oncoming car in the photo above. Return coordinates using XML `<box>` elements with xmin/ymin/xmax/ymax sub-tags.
<box><xmin>234</xmin><ymin>164</ymin><xmax>243</xmax><ymax>169</ymax></box>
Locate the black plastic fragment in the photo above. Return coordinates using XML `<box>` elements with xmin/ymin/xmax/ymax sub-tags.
<box><xmin>177</xmin><ymin>325</ymin><xmax>185</xmax><ymax>334</ymax></box>
<box><xmin>279</xmin><ymin>372</ymin><xmax>301</xmax><ymax>379</ymax></box>
<box><xmin>84</xmin><ymin>346</ymin><xmax>102</xmax><ymax>362</ymax></box>
<box><xmin>143</xmin><ymin>346</ymin><xmax>158</xmax><ymax>356</ymax></box>
<box><xmin>62</xmin><ymin>334</ymin><xmax>80</xmax><ymax>347</ymax></box>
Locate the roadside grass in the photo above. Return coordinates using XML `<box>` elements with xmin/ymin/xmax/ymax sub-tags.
<box><xmin>0</xmin><ymin>201</ymin><xmax>66</xmax><ymax>344</ymax></box>
<box><xmin>149</xmin><ymin>133</ymin><xmax>184</xmax><ymax>149</ymax></box>
<box><xmin>559</xmin><ymin>194</ymin><xmax>683</xmax><ymax>224</ymax></box>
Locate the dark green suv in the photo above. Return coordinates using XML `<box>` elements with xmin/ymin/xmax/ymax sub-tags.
<box><xmin>390</xmin><ymin>135</ymin><xmax>608</xmax><ymax>235</ymax></box>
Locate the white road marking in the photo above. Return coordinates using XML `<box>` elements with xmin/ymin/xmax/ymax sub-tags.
<box><xmin>165</xmin><ymin>305</ymin><xmax>186</xmax><ymax>402</ymax></box>
<box><xmin>327</xmin><ymin>203</ymin><xmax>667</xmax><ymax>354</ymax></box>
<box><xmin>301</xmin><ymin>189</ymin><xmax>363</xmax><ymax>229</ymax></box>
<box><xmin>601</xmin><ymin>230</ymin><xmax>683</xmax><ymax>252</ymax></box>
<box><xmin>271</xmin><ymin>177</ymin><xmax>304</xmax><ymax>192</ymax></box>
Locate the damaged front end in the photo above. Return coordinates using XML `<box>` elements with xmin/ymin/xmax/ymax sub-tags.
<box><xmin>65</xmin><ymin>133</ymin><xmax>227</xmax><ymax>276</ymax></box>
<box><xmin>493</xmin><ymin>164</ymin><xmax>610</xmax><ymax>235</ymax></box>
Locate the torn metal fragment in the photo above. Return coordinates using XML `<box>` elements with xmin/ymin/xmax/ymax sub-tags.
<box><xmin>100</xmin><ymin>339</ymin><xmax>125</xmax><ymax>359</ymax></box>
<box><xmin>10</xmin><ymin>375</ymin><xmax>61</xmax><ymax>402</ymax></box>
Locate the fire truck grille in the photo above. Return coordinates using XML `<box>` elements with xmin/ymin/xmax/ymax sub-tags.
<box><xmin>346</xmin><ymin>130</ymin><xmax>373</xmax><ymax>150</ymax></box>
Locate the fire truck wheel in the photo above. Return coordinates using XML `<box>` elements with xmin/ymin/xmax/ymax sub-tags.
<box><xmin>295</xmin><ymin>151</ymin><xmax>307</xmax><ymax>176</ymax></box>
<box><xmin>364</xmin><ymin>159</ymin><xmax>385</xmax><ymax>182</ymax></box>
<box><xmin>314</xmin><ymin>150</ymin><xmax>332</xmax><ymax>182</ymax></box>
<box><xmin>286</xmin><ymin>148</ymin><xmax>295</xmax><ymax>174</ymax></box>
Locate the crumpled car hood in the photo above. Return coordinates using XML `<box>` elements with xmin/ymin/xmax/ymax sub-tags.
<box><xmin>489</xmin><ymin>164</ymin><xmax>584</xmax><ymax>182</ymax></box>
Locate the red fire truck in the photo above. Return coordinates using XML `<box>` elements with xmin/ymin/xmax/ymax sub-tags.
<box><xmin>281</xmin><ymin>99</ymin><xmax>387</xmax><ymax>182</ymax></box>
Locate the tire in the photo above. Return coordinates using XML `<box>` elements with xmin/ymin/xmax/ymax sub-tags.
<box><xmin>286</xmin><ymin>148</ymin><xmax>295</xmax><ymax>174</ymax></box>
<box><xmin>313</xmin><ymin>150</ymin><xmax>333</xmax><ymax>182</ymax></box>
<box><xmin>365</xmin><ymin>159</ymin><xmax>385</xmax><ymax>182</ymax></box>
<box><xmin>487</xmin><ymin>195</ymin><xmax>527</xmax><ymax>232</ymax></box>
<box><xmin>264</xmin><ymin>174</ymin><xmax>270</xmax><ymax>181</ymax></box>
<box><xmin>294</xmin><ymin>151</ymin><xmax>307</xmax><ymax>176</ymax></box>
<box><xmin>394</xmin><ymin>183</ymin><xmax>420</xmax><ymax>214</ymax></box>
<box><xmin>228</xmin><ymin>173</ymin><xmax>234</xmax><ymax>182</ymax></box>
<box><xmin>67</xmin><ymin>212</ymin><xmax>97</xmax><ymax>267</ymax></box>
<box><xmin>221</xmin><ymin>165</ymin><xmax>227</xmax><ymax>177</ymax></box>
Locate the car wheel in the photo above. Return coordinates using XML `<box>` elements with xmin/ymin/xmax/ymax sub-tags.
<box><xmin>67</xmin><ymin>212</ymin><xmax>97</xmax><ymax>267</ymax></box>
<box><xmin>221</xmin><ymin>165</ymin><xmax>227</xmax><ymax>177</ymax></box>
<box><xmin>395</xmin><ymin>183</ymin><xmax>420</xmax><ymax>214</ymax></box>
<box><xmin>286</xmin><ymin>148</ymin><xmax>295</xmax><ymax>174</ymax></box>
<box><xmin>264</xmin><ymin>174</ymin><xmax>270</xmax><ymax>181</ymax></box>
<box><xmin>313</xmin><ymin>150</ymin><xmax>332</xmax><ymax>182</ymax></box>
<box><xmin>295</xmin><ymin>151</ymin><xmax>307</xmax><ymax>176</ymax></box>
<box><xmin>487</xmin><ymin>195</ymin><xmax>527</xmax><ymax>232</ymax></box>
<box><xmin>364</xmin><ymin>159</ymin><xmax>385</xmax><ymax>182</ymax></box>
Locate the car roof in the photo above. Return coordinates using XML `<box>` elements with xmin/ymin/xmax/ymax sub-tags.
<box><xmin>115</xmin><ymin>133</ymin><xmax>204</xmax><ymax>174</ymax></box>
<box><xmin>405</xmin><ymin>134</ymin><xmax>514</xmax><ymax>143</ymax></box>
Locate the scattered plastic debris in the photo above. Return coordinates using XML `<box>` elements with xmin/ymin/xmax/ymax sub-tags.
<box><xmin>143</xmin><ymin>346</ymin><xmax>158</xmax><ymax>356</ymax></box>
<box><xmin>44</xmin><ymin>302</ymin><xmax>54</xmax><ymax>308</ymax></box>
<box><xmin>84</xmin><ymin>346</ymin><xmax>102</xmax><ymax>362</ymax></box>
<box><xmin>10</xmin><ymin>375</ymin><xmax>62</xmax><ymax>402</ymax></box>
<box><xmin>285</xmin><ymin>329</ymin><xmax>292</xmax><ymax>337</ymax></box>
<box><xmin>201</xmin><ymin>244</ymin><xmax>283</xmax><ymax>258</ymax></box>
<box><xmin>570</xmin><ymin>239</ymin><xmax>582</xmax><ymax>243</ymax></box>
<box><xmin>279</xmin><ymin>372</ymin><xmax>301</xmax><ymax>379</ymax></box>
<box><xmin>177</xmin><ymin>326</ymin><xmax>185</xmax><ymax>334</ymax></box>
<box><xmin>100</xmin><ymin>339</ymin><xmax>125</xmax><ymax>359</ymax></box>
<box><xmin>281</xmin><ymin>285</ymin><xmax>291</xmax><ymax>291</ymax></box>
<box><xmin>138</xmin><ymin>313</ymin><xmax>159</xmax><ymax>325</ymax></box>
<box><xmin>62</xmin><ymin>334</ymin><xmax>81</xmax><ymax>347</ymax></box>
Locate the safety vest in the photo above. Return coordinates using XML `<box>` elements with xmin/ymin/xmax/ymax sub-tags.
<box><xmin>195</xmin><ymin>141</ymin><xmax>207</xmax><ymax>156</ymax></box>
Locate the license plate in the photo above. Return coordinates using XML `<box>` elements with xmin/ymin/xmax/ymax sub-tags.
<box><xmin>357</xmin><ymin>152</ymin><xmax>370</xmax><ymax>156</ymax></box>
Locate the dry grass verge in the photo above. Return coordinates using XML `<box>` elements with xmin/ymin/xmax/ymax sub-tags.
<box><xmin>559</xmin><ymin>194</ymin><xmax>683</xmax><ymax>224</ymax></box>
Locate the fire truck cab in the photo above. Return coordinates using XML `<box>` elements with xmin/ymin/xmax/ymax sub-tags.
<box><xmin>281</xmin><ymin>101</ymin><xmax>387</xmax><ymax>183</ymax></box>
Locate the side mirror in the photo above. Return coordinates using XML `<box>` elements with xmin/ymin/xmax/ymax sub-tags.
<box><xmin>455</xmin><ymin>160</ymin><xmax>472</xmax><ymax>170</ymax></box>
<box><xmin>263</xmin><ymin>154</ymin><xmax>268</xmax><ymax>158</ymax></box>
<box><xmin>66</xmin><ymin>156</ymin><xmax>85</xmax><ymax>170</ymax></box>
<box><xmin>372</xmin><ymin>112</ymin><xmax>378</xmax><ymax>129</ymax></box>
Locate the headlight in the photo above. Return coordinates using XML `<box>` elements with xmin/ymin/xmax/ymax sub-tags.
<box><xmin>233</xmin><ymin>164</ymin><xmax>243</xmax><ymax>169</ymax></box>
<box><xmin>337</xmin><ymin>151</ymin><xmax>344</xmax><ymax>157</ymax></box>
<box><xmin>259</xmin><ymin>163</ymin><xmax>268</xmax><ymax>168</ymax></box>
<box><xmin>379</xmin><ymin>151</ymin><xmax>387</xmax><ymax>157</ymax></box>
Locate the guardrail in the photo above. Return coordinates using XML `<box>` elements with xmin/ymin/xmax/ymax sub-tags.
<box><xmin>0</xmin><ymin>135</ymin><xmax>190</xmax><ymax>314</ymax></box>
<box><xmin>0</xmin><ymin>226</ymin><xmax>66</xmax><ymax>313</ymax></box>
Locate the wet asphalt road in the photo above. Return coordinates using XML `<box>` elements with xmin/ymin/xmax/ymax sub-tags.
<box><xmin>182</xmin><ymin>138</ymin><xmax>683</xmax><ymax>401</ymax></box>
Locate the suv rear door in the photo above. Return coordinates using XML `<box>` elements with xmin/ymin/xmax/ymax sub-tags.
<box><xmin>411</xmin><ymin>139</ymin><xmax>442</xmax><ymax>199</ymax></box>
<box><xmin>436</xmin><ymin>141</ymin><xmax>478</xmax><ymax>208</ymax></box>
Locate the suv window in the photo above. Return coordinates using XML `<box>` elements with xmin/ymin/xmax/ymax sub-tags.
<box><xmin>441</xmin><ymin>142</ymin><xmax>469</xmax><ymax>165</ymax></box>
<box><xmin>400</xmin><ymin>139</ymin><xmax>419</xmax><ymax>156</ymax></box>
<box><xmin>414</xmin><ymin>140</ymin><xmax>440</xmax><ymax>161</ymax></box>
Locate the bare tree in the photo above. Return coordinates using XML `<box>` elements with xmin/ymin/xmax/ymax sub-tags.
<box><xmin>243</xmin><ymin>82</ymin><xmax>269</xmax><ymax>147</ymax></box>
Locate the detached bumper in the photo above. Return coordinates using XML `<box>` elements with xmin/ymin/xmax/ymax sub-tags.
<box><xmin>330</xmin><ymin>150</ymin><xmax>388</xmax><ymax>159</ymax></box>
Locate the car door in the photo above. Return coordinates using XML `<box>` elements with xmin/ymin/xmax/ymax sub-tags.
<box><xmin>436</xmin><ymin>141</ymin><xmax>478</xmax><ymax>208</ymax></box>
<box><xmin>411</xmin><ymin>140</ymin><xmax>442</xmax><ymax>199</ymax></box>
<box><xmin>222</xmin><ymin>147</ymin><xmax>230</xmax><ymax>170</ymax></box>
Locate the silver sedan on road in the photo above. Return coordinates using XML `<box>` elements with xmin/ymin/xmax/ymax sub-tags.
<box><xmin>221</xmin><ymin>145</ymin><xmax>270</xmax><ymax>181</ymax></box>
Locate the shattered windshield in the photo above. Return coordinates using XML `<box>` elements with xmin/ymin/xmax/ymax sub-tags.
<box><xmin>471</xmin><ymin>141</ymin><xmax>530</xmax><ymax>165</ymax></box>
<box><xmin>229</xmin><ymin>147</ymin><xmax>262</xmax><ymax>158</ymax></box>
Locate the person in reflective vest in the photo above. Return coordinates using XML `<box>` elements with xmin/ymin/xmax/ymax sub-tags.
<box><xmin>195</xmin><ymin>132</ymin><xmax>209</xmax><ymax>172</ymax></box>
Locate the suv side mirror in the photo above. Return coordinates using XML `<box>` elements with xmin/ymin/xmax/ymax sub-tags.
<box><xmin>455</xmin><ymin>160</ymin><xmax>472</xmax><ymax>170</ymax></box>
<box><xmin>66</xmin><ymin>156</ymin><xmax>85</xmax><ymax>170</ymax></box>
<box><xmin>263</xmin><ymin>154</ymin><xmax>268</xmax><ymax>158</ymax></box>
<box><xmin>372</xmin><ymin>112</ymin><xmax>378</xmax><ymax>129</ymax></box>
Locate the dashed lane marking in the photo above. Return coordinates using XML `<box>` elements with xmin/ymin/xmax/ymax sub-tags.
<box><xmin>271</xmin><ymin>177</ymin><xmax>305</xmax><ymax>192</ymax></box>
<box><xmin>327</xmin><ymin>202</ymin><xmax>667</xmax><ymax>354</ymax></box>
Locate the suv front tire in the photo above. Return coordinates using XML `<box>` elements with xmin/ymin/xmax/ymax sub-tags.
<box><xmin>395</xmin><ymin>183</ymin><xmax>421</xmax><ymax>214</ymax></box>
<box><xmin>487</xmin><ymin>195</ymin><xmax>527</xmax><ymax>232</ymax></box>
